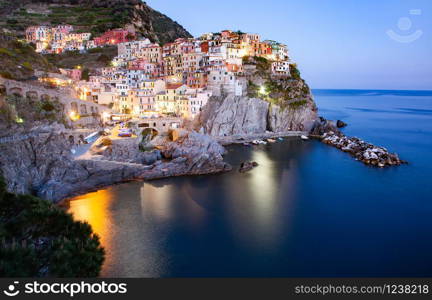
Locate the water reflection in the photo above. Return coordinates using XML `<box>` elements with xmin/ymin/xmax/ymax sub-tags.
<box><xmin>67</xmin><ymin>139</ymin><xmax>315</xmax><ymax>277</ymax></box>
<box><xmin>224</xmin><ymin>145</ymin><xmax>301</xmax><ymax>251</ymax></box>
<box><xmin>67</xmin><ymin>93</ymin><xmax>432</xmax><ymax>277</ymax></box>
<box><xmin>67</xmin><ymin>189</ymin><xmax>115</xmax><ymax>276</ymax></box>
<box><xmin>140</xmin><ymin>181</ymin><xmax>207</xmax><ymax>226</ymax></box>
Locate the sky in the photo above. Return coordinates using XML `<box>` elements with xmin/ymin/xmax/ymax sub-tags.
<box><xmin>147</xmin><ymin>0</ymin><xmax>432</xmax><ymax>90</ymax></box>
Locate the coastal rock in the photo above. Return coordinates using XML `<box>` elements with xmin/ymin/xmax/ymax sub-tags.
<box><xmin>267</xmin><ymin>101</ymin><xmax>317</xmax><ymax>132</ymax></box>
<box><xmin>197</xmin><ymin>95</ymin><xmax>269</xmax><ymax>136</ymax></box>
<box><xmin>239</xmin><ymin>161</ymin><xmax>258</xmax><ymax>173</ymax></box>
<box><xmin>196</xmin><ymin>95</ymin><xmax>318</xmax><ymax>136</ymax></box>
<box><xmin>320</xmin><ymin>131</ymin><xmax>407</xmax><ymax>167</ymax></box>
<box><xmin>0</xmin><ymin>129</ymin><xmax>86</xmax><ymax>198</ymax></box>
<box><xmin>310</xmin><ymin>117</ymin><xmax>406</xmax><ymax>167</ymax></box>
<box><xmin>97</xmin><ymin>138</ymin><xmax>162</xmax><ymax>165</ymax></box>
<box><xmin>0</xmin><ymin>127</ymin><xmax>231</xmax><ymax>202</ymax></box>
<box><xmin>310</xmin><ymin>117</ymin><xmax>341</xmax><ymax>136</ymax></box>
<box><xmin>336</xmin><ymin>120</ymin><xmax>347</xmax><ymax>128</ymax></box>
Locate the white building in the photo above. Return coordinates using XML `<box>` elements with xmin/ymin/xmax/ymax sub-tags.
<box><xmin>271</xmin><ymin>61</ymin><xmax>290</xmax><ymax>76</ymax></box>
<box><xmin>207</xmin><ymin>70</ymin><xmax>245</xmax><ymax>96</ymax></box>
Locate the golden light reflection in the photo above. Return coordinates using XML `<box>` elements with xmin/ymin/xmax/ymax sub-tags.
<box><xmin>139</xmin><ymin>182</ymin><xmax>206</xmax><ymax>225</ymax></box>
<box><xmin>67</xmin><ymin>189</ymin><xmax>114</xmax><ymax>270</ymax></box>
<box><xmin>249</xmin><ymin>149</ymin><xmax>277</xmax><ymax>225</ymax></box>
<box><xmin>140</xmin><ymin>183</ymin><xmax>174</xmax><ymax>221</ymax></box>
<box><xmin>224</xmin><ymin>147</ymin><xmax>299</xmax><ymax>249</ymax></box>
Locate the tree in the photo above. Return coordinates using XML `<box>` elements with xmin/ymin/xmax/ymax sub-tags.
<box><xmin>289</xmin><ymin>63</ymin><xmax>301</xmax><ymax>80</ymax></box>
<box><xmin>0</xmin><ymin>175</ymin><xmax>105</xmax><ymax>277</ymax></box>
<box><xmin>81</xmin><ymin>68</ymin><xmax>90</xmax><ymax>81</ymax></box>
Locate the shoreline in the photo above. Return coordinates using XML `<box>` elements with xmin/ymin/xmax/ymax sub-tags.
<box><xmin>59</xmin><ymin>131</ymin><xmax>307</xmax><ymax>203</ymax></box>
<box><xmin>214</xmin><ymin>131</ymin><xmax>307</xmax><ymax>145</ymax></box>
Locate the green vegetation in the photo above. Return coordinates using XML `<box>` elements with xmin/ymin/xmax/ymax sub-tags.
<box><xmin>0</xmin><ymin>38</ymin><xmax>56</xmax><ymax>80</ymax></box>
<box><xmin>1</xmin><ymin>4</ymin><xmax>130</xmax><ymax>37</ymax></box>
<box><xmin>289</xmin><ymin>63</ymin><xmax>301</xmax><ymax>80</ymax></box>
<box><xmin>45</xmin><ymin>46</ymin><xmax>116</xmax><ymax>73</ymax></box>
<box><xmin>247</xmin><ymin>80</ymin><xmax>259</xmax><ymax>98</ymax></box>
<box><xmin>245</xmin><ymin>57</ymin><xmax>311</xmax><ymax>110</ymax></box>
<box><xmin>47</xmin><ymin>5</ymin><xmax>130</xmax><ymax>36</ymax></box>
<box><xmin>0</xmin><ymin>175</ymin><xmax>105</xmax><ymax>277</ymax></box>
<box><xmin>0</xmin><ymin>0</ymin><xmax>191</xmax><ymax>46</ymax></box>
<box><xmin>288</xmin><ymin>99</ymin><xmax>308</xmax><ymax>108</ymax></box>
<box><xmin>0</xmin><ymin>94</ymin><xmax>66</xmax><ymax>126</ymax></box>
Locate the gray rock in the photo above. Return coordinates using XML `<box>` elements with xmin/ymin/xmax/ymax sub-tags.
<box><xmin>0</xmin><ymin>128</ymin><xmax>231</xmax><ymax>202</ymax></box>
<box><xmin>197</xmin><ymin>95</ymin><xmax>269</xmax><ymax>136</ymax></box>
<box><xmin>196</xmin><ymin>95</ymin><xmax>318</xmax><ymax>136</ymax></box>
<box><xmin>336</xmin><ymin>120</ymin><xmax>347</xmax><ymax>128</ymax></box>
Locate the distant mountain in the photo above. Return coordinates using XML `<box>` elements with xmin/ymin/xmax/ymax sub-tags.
<box><xmin>0</xmin><ymin>0</ymin><xmax>192</xmax><ymax>44</ymax></box>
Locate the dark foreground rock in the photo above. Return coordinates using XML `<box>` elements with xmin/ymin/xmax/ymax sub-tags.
<box><xmin>310</xmin><ymin>117</ymin><xmax>406</xmax><ymax>167</ymax></box>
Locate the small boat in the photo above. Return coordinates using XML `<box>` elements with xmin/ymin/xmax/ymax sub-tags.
<box><xmin>252</xmin><ymin>140</ymin><xmax>259</xmax><ymax>145</ymax></box>
<box><xmin>300</xmin><ymin>135</ymin><xmax>309</xmax><ymax>140</ymax></box>
<box><xmin>258</xmin><ymin>140</ymin><xmax>267</xmax><ymax>145</ymax></box>
<box><xmin>278</xmin><ymin>137</ymin><xmax>284</xmax><ymax>141</ymax></box>
<box><xmin>267</xmin><ymin>138</ymin><xmax>276</xmax><ymax>143</ymax></box>
<box><xmin>243</xmin><ymin>143</ymin><xmax>251</xmax><ymax>146</ymax></box>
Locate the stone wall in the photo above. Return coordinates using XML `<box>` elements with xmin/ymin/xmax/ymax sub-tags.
<box><xmin>0</xmin><ymin>77</ymin><xmax>111</xmax><ymax>127</ymax></box>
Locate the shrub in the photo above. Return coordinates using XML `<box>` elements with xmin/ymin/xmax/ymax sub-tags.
<box><xmin>6</xmin><ymin>19</ymin><xmax>18</xmax><ymax>25</ymax></box>
<box><xmin>289</xmin><ymin>99</ymin><xmax>307</xmax><ymax>108</ymax></box>
<box><xmin>290</xmin><ymin>64</ymin><xmax>301</xmax><ymax>80</ymax></box>
<box><xmin>0</xmin><ymin>175</ymin><xmax>105</xmax><ymax>277</ymax></box>
<box><xmin>0</xmin><ymin>48</ymin><xmax>14</xmax><ymax>57</ymax></box>
<box><xmin>22</xmin><ymin>61</ymin><xmax>33</xmax><ymax>70</ymax></box>
<box><xmin>81</xmin><ymin>68</ymin><xmax>90</xmax><ymax>81</ymax></box>
<box><xmin>87</xmin><ymin>47</ymin><xmax>103</xmax><ymax>54</ymax></box>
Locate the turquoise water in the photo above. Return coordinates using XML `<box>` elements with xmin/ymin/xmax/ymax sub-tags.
<box><xmin>68</xmin><ymin>90</ymin><xmax>432</xmax><ymax>277</ymax></box>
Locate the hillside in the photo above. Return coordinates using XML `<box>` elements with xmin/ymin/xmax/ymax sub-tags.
<box><xmin>0</xmin><ymin>0</ymin><xmax>192</xmax><ymax>44</ymax></box>
<box><xmin>0</xmin><ymin>33</ymin><xmax>57</xmax><ymax>80</ymax></box>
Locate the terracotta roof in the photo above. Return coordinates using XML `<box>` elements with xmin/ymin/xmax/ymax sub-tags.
<box><xmin>166</xmin><ymin>83</ymin><xmax>183</xmax><ymax>89</ymax></box>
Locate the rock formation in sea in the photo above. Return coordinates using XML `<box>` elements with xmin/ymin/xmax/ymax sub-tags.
<box><xmin>310</xmin><ymin>117</ymin><xmax>406</xmax><ymax>167</ymax></box>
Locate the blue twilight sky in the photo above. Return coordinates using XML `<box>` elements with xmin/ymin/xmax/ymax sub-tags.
<box><xmin>146</xmin><ymin>0</ymin><xmax>432</xmax><ymax>90</ymax></box>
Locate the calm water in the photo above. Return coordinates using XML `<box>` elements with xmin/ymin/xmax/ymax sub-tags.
<box><xmin>68</xmin><ymin>90</ymin><xmax>432</xmax><ymax>277</ymax></box>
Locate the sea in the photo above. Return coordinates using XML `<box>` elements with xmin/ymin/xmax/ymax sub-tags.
<box><xmin>67</xmin><ymin>89</ymin><xmax>432</xmax><ymax>277</ymax></box>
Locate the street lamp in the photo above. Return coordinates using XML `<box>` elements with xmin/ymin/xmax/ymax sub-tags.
<box><xmin>69</xmin><ymin>111</ymin><xmax>79</xmax><ymax>121</ymax></box>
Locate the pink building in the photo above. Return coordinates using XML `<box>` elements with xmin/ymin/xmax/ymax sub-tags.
<box><xmin>128</xmin><ymin>59</ymin><xmax>162</xmax><ymax>78</ymax></box>
<box><xmin>94</xmin><ymin>29</ymin><xmax>131</xmax><ymax>46</ymax></box>
<box><xmin>60</xmin><ymin>68</ymin><xmax>82</xmax><ymax>81</ymax></box>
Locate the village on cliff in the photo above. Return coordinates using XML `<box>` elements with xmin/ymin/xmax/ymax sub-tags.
<box><xmin>24</xmin><ymin>25</ymin><xmax>292</xmax><ymax>131</ymax></box>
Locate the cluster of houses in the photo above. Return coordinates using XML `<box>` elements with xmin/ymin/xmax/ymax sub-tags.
<box><xmin>25</xmin><ymin>25</ymin><xmax>130</xmax><ymax>54</ymax></box>
<box><xmin>28</xmin><ymin>27</ymin><xmax>293</xmax><ymax>121</ymax></box>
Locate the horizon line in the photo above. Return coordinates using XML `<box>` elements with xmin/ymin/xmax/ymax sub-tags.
<box><xmin>311</xmin><ymin>88</ymin><xmax>432</xmax><ymax>92</ymax></box>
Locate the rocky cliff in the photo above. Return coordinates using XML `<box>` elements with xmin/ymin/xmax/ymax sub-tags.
<box><xmin>0</xmin><ymin>127</ymin><xmax>230</xmax><ymax>202</ymax></box>
<box><xmin>196</xmin><ymin>59</ymin><xmax>318</xmax><ymax>137</ymax></box>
